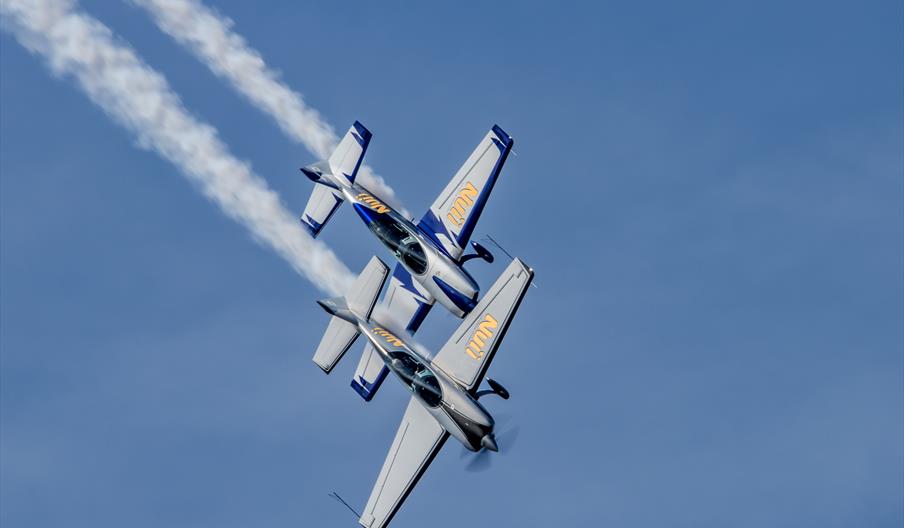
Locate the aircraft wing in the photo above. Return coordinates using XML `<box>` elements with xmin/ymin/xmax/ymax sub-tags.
<box><xmin>358</xmin><ymin>397</ymin><xmax>448</xmax><ymax>528</ymax></box>
<box><xmin>417</xmin><ymin>125</ymin><xmax>513</xmax><ymax>260</ymax></box>
<box><xmin>351</xmin><ymin>264</ymin><xmax>435</xmax><ymax>400</ymax></box>
<box><xmin>431</xmin><ymin>258</ymin><xmax>533</xmax><ymax>391</ymax></box>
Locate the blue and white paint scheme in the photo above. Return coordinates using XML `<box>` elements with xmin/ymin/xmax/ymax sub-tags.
<box><xmin>299</xmin><ymin>122</ymin><xmax>514</xmax><ymax>401</ymax></box>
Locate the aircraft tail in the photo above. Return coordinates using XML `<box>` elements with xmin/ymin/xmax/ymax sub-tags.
<box><xmin>299</xmin><ymin>122</ymin><xmax>372</xmax><ymax>237</ymax></box>
<box><xmin>299</xmin><ymin>185</ymin><xmax>344</xmax><ymax>238</ymax></box>
<box><xmin>313</xmin><ymin>256</ymin><xmax>389</xmax><ymax>373</ymax></box>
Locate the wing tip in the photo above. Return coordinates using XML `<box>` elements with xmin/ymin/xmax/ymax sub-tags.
<box><xmin>353</xmin><ymin>120</ymin><xmax>373</xmax><ymax>144</ymax></box>
<box><xmin>491</xmin><ymin>124</ymin><xmax>514</xmax><ymax>147</ymax></box>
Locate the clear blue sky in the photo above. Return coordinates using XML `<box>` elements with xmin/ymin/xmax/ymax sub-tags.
<box><xmin>2</xmin><ymin>1</ymin><xmax>902</xmax><ymax>526</ymax></box>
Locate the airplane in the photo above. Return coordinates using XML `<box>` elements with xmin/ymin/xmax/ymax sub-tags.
<box><xmin>313</xmin><ymin>255</ymin><xmax>534</xmax><ymax>528</ymax></box>
<box><xmin>299</xmin><ymin>122</ymin><xmax>514</xmax><ymax>402</ymax></box>
<box><xmin>298</xmin><ymin>121</ymin><xmax>512</xmax><ymax>316</ymax></box>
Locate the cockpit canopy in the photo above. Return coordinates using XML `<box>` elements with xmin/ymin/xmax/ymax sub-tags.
<box><xmin>389</xmin><ymin>351</ymin><xmax>442</xmax><ymax>407</ymax></box>
<box><xmin>365</xmin><ymin>213</ymin><xmax>428</xmax><ymax>274</ymax></box>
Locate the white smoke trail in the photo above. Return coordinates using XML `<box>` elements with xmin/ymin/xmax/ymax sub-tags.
<box><xmin>0</xmin><ymin>0</ymin><xmax>355</xmax><ymax>296</ymax></box>
<box><xmin>132</xmin><ymin>0</ymin><xmax>409</xmax><ymax>215</ymax></box>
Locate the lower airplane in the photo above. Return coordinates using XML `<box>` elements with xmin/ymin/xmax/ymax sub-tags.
<box><xmin>313</xmin><ymin>256</ymin><xmax>534</xmax><ymax>528</ymax></box>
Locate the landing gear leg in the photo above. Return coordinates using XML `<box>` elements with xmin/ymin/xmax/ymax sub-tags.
<box><xmin>475</xmin><ymin>378</ymin><xmax>510</xmax><ymax>400</ymax></box>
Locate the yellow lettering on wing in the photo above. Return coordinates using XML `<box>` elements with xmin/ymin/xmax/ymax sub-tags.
<box><xmin>445</xmin><ymin>181</ymin><xmax>478</xmax><ymax>227</ymax></box>
<box><xmin>447</xmin><ymin>207</ymin><xmax>465</xmax><ymax>227</ymax></box>
<box><xmin>460</xmin><ymin>182</ymin><xmax>478</xmax><ymax>202</ymax></box>
<box><xmin>356</xmin><ymin>193</ymin><xmax>390</xmax><ymax>214</ymax></box>
<box><xmin>464</xmin><ymin>313</ymin><xmax>498</xmax><ymax>360</ymax></box>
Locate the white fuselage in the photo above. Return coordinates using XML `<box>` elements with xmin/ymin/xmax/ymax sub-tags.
<box><xmin>357</xmin><ymin>317</ymin><xmax>495</xmax><ymax>451</ymax></box>
<box><xmin>338</xmin><ymin>184</ymin><xmax>480</xmax><ymax>318</ymax></box>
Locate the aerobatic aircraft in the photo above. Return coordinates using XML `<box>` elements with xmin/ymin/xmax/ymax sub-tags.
<box><xmin>299</xmin><ymin>122</ymin><xmax>514</xmax><ymax>401</ymax></box>
<box><xmin>313</xmin><ymin>255</ymin><xmax>533</xmax><ymax>528</ymax></box>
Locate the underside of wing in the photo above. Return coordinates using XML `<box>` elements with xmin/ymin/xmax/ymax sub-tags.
<box><xmin>351</xmin><ymin>264</ymin><xmax>435</xmax><ymax>400</ymax></box>
<box><xmin>431</xmin><ymin>258</ymin><xmax>533</xmax><ymax>391</ymax></box>
<box><xmin>417</xmin><ymin>125</ymin><xmax>513</xmax><ymax>260</ymax></box>
<box><xmin>358</xmin><ymin>398</ymin><xmax>448</xmax><ymax>528</ymax></box>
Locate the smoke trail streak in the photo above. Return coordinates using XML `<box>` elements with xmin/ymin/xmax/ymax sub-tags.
<box><xmin>132</xmin><ymin>0</ymin><xmax>409</xmax><ymax>215</ymax></box>
<box><xmin>1</xmin><ymin>0</ymin><xmax>354</xmax><ymax>296</ymax></box>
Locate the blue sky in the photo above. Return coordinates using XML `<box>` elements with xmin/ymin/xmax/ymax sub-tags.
<box><xmin>2</xmin><ymin>1</ymin><xmax>902</xmax><ymax>526</ymax></box>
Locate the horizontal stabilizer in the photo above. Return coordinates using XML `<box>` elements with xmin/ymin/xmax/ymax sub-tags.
<box><xmin>351</xmin><ymin>343</ymin><xmax>388</xmax><ymax>401</ymax></box>
<box><xmin>329</xmin><ymin>121</ymin><xmax>372</xmax><ymax>184</ymax></box>
<box><xmin>300</xmin><ymin>185</ymin><xmax>343</xmax><ymax>238</ymax></box>
<box><xmin>347</xmin><ymin>256</ymin><xmax>390</xmax><ymax>320</ymax></box>
<box><xmin>313</xmin><ymin>257</ymin><xmax>390</xmax><ymax>374</ymax></box>
<box><xmin>299</xmin><ymin>159</ymin><xmax>338</xmax><ymax>189</ymax></box>
<box><xmin>350</xmin><ymin>264</ymin><xmax>434</xmax><ymax>401</ymax></box>
<box><xmin>313</xmin><ymin>315</ymin><xmax>359</xmax><ymax>373</ymax></box>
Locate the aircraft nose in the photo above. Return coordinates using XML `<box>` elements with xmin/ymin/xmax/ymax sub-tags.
<box><xmin>480</xmin><ymin>434</ymin><xmax>498</xmax><ymax>452</ymax></box>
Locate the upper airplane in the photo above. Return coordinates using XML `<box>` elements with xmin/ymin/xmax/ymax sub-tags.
<box><xmin>299</xmin><ymin>122</ymin><xmax>514</xmax><ymax>401</ymax></box>
<box><xmin>313</xmin><ymin>255</ymin><xmax>534</xmax><ymax>528</ymax></box>
<box><xmin>299</xmin><ymin>121</ymin><xmax>513</xmax><ymax>321</ymax></box>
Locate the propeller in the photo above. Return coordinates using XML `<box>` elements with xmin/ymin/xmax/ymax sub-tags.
<box><xmin>464</xmin><ymin>425</ymin><xmax>520</xmax><ymax>473</ymax></box>
<box><xmin>460</xmin><ymin>409</ymin><xmax>520</xmax><ymax>473</ymax></box>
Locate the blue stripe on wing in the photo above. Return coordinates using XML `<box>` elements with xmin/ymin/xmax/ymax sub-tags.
<box><xmin>416</xmin><ymin>210</ymin><xmax>456</xmax><ymax>260</ymax></box>
<box><xmin>392</xmin><ymin>264</ymin><xmax>428</xmax><ymax>302</ymax></box>
<box><xmin>454</xmin><ymin>124</ymin><xmax>512</xmax><ymax>247</ymax></box>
